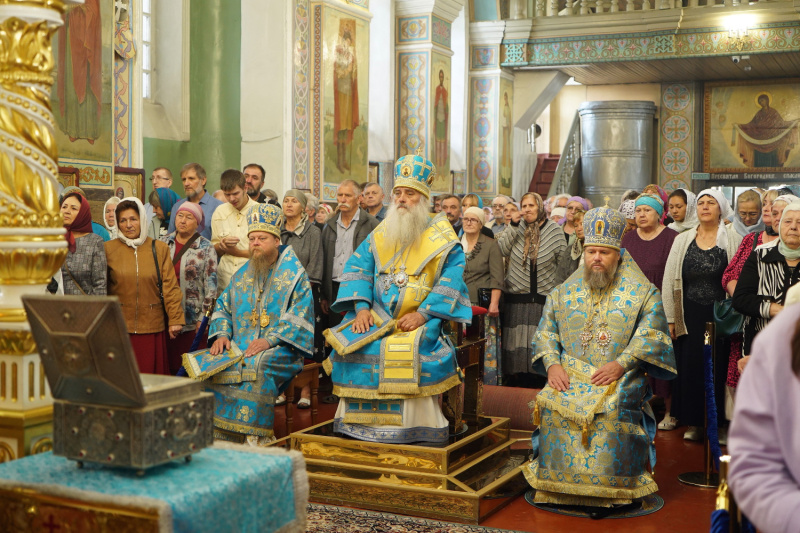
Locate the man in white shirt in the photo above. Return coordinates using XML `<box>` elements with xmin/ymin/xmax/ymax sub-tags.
<box><xmin>211</xmin><ymin>169</ymin><xmax>260</xmax><ymax>290</ymax></box>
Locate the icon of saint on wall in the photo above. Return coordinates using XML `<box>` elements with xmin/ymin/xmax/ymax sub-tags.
<box><xmin>434</xmin><ymin>69</ymin><xmax>449</xmax><ymax>169</ymax></box>
<box><xmin>333</xmin><ymin>19</ymin><xmax>359</xmax><ymax>174</ymax></box>
<box><xmin>734</xmin><ymin>93</ymin><xmax>799</xmax><ymax>168</ymax></box>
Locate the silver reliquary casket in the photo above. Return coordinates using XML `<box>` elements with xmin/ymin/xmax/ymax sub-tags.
<box><xmin>22</xmin><ymin>295</ymin><xmax>214</xmax><ymax>472</ymax></box>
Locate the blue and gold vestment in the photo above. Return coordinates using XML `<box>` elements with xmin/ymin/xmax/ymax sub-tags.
<box><xmin>203</xmin><ymin>245</ymin><xmax>314</xmax><ymax>441</ymax></box>
<box><xmin>323</xmin><ymin>213</ymin><xmax>472</xmax><ymax>444</ymax></box>
<box><xmin>524</xmin><ymin>251</ymin><xmax>677</xmax><ymax>506</ymax></box>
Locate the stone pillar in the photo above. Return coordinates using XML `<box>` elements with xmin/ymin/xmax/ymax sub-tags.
<box><xmin>468</xmin><ymin>21</ymin><xmax>514</xmax><ymax>202</ymax></box>
<box><xmin>395</xmin><ymin>0</ymin><xmax>463</xmax><ymax>196</ymax></box>
<box><xmin>0</xmin><ymin>0</ymin><xmax>79</xmax><ymax>461</ymax></box>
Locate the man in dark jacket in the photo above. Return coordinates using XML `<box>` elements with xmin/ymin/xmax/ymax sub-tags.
<box><xmin>321</xmin><ymin>179</ymin><xmax>379</xmax><ymax>328</ymax></box>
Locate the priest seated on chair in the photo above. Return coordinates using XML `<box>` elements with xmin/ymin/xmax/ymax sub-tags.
<box><xmin>183</xmin><ymin>203</ymin><xmax>315</xmax><ymax>446</ymax></box>
<box><xmin>523</xmin><ymin>204</ymin><xmax>677</xmax><ymax>511</ymax></box>
<box><xmin>323</xmin><ymin>152</ymin><xmax>472</xmax><ymax>445</ymax></box>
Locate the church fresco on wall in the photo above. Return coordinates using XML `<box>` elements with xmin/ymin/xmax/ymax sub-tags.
<box><xmin>429</xmin><ymin>52</ymin><xmax>451</xmax><ymax>194</ymax></box>
<box><xmin>52</xmin><ymin>0</ymin><xmax>115</xmax><ymax>176</ymax></box>
<box><xmin>320</xmin><ymin>8</ymin><xmax>370</xmax><ymax>200</ymax></box>
<box><xmin>498</xmin><ymin>76</ymin><xmax>513</xmax><ymax>198</ymax></box>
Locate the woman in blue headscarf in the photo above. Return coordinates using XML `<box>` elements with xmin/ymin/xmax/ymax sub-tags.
<box><xmin>147</xmin><ymin>187</ymin><xmax>181</xmax><ymax>239</ymax></box>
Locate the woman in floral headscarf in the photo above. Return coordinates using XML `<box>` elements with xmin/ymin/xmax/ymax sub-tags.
<box><xmin>147</xmin><ymin>187</ymin><xmax>181</xmax><ymax>240</ymax></box>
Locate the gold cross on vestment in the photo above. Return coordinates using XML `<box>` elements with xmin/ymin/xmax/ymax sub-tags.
<box><xmin>362</xmin><ymin>364</ymin><xmax>380</xmax><ymax>384</ymax></box>
<box><xmin>406</xmin><ymin>273</ymin><xmax>431</xmax><ymax>302</ymax></box>
<box><xmin>273</xmin><ymin>270</ymin><xmax>294</xmax><ymax>292</ymax></box>
<box><xmin>428</xmin><ymin>222</ymin><xmax>454</xmax><ymax>244</ymax></box>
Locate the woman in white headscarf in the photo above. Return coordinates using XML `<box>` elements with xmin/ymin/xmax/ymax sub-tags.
<box><xmin>103</xmin><ymin>196</ymin><xmax>121</xmax><ymax>240</ymax></box>
<box><xmin>667</xmin><ymin>188</ymin><xmax>698</xmax><ymax>233</ymax></box>
<box><xmin>662</xmin><ymin>189</ymin><xmax>742</xmax><ymax>441</ymax></box>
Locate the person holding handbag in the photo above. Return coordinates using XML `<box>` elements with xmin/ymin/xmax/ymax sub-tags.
<box><xmin>50</xmin><ymin>191</ymin><xmax>107</xmax><ymax>296</ymax></box>
<box><xmin>663</xmin><ymin>189</ymin><xmax>742</xmax><ymax>441</ymax></box>
<box><xmin>161</xmin><ymin>202</ymin><xmax>218</xmax><ymax>375</ymax></box>
<box><xmin>105</xmin><ymin>197</ymin><xmax>184</xmax><ymax>374</ymax></box>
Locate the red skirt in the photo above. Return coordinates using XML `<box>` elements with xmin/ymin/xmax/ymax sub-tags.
<box><xmin>129</xmin><ymin>332</ymin><xmax>169</xmax><ymax>375</ymax></box>
<box><xmin>167</xmin><ymin>329</ymin><xmax>207</xmax><ymax>375</ymax></box>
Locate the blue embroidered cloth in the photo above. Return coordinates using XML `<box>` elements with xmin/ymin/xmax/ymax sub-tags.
<box><xmin>0</xmin><ymin>448</ymin><xmax>303</xmax><ymax>533</ymax></box>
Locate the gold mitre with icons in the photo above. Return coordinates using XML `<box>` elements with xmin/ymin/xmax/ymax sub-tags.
<box><xmin>393</xmin><ymin>148</ymin><xmax>436</xmax><ymax>198</ymax></box>
<box><xmin>582</xmin><ymin>197</ymin><xmax>627</xmax><ymax>250</ymax></box>
<box><xmin>247</xmin><ymin>203</ymin><xmax>282</xmax><ymax>237</ymax></box>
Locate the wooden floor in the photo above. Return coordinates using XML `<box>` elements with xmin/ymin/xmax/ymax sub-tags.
<box><xmin>275</xmin><ymin>400</ymin><xmax>717</xmax><ymax>533</ymax></box>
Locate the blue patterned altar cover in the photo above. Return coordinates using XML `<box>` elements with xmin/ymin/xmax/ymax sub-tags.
<box><xmin>0</xmin><ymin>447</ymin><xmax>303</xmax><ymax>533</ymax></box>
<box><xmin>524</xmin><ymin>250</ymin><xmax>677</xmax><ymax>506</ymax></box>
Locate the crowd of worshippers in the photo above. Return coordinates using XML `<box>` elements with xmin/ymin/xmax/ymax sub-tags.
<box><xmin>50</xmin><ymin>162</ymin><xmax>800</xmax><ymax>445</ymax></box>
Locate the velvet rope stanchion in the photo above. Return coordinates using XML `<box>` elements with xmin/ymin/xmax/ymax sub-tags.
<box><xmin>678</xmin><ymin>322</ymin><xmax>720</xmax><ymax>488</ymax></box>
<box><xmin>704</xmin><ymin>339</ymin><xmax>722</xmax><ymax>471</ymax></box>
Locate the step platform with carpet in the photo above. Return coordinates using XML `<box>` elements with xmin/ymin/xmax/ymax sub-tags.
<box><xmin>290</xmin><ymin>416</ymin><xmax>530</xmax><ymax>525</ymax></box>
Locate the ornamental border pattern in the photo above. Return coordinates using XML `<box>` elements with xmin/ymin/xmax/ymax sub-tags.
<box><xmin>292</xmin><ymin>0</ymin><xmax>311</xmax><ymax>192</ymax></box>
<box><xmin>397</xmin><ymin>51</ymin><xmax>429</xmax><ymax>159</ymax></box>
<box><xmin>469</xmin><ymin>76</ymin><xmax>497</xmax><ymax>197</ymax></box>
<box><xmin>431</xmin><ymin>15</ymin><xmax>451</xmax><ymax>48</ymax></box>
<box><xmin>312</xmin><ymin>4</ymin><xmax>323</xmax><ymax>198</ymax></box>
<box><xmin>470</xmin><ymin>45</ymin><xmax>498</xmax><ymax>70</ymax></box>
<box><xmin>398</xmin><ymin>15</ymin><xmax>430</xmax><ymax>43</ymax></box>
<box><xmin>502</xmin><ymin>23</ymin><xmax>800</xmax><ymax>66</ymax></box>
<box><xmin>659</xmin><ymin>82</ymin><xmax>694</xmax><ymax>192</ymax></box>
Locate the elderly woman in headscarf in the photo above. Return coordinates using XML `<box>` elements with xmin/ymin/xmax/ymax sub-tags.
<box><xmin>160</xmin><ymin>201</ymin><xmax>218</xmax><ymax>374</ymax></box>
<box><xmin>732</xmin><ymin>201</ymin><xmax>800</xmax><ymax>398</ymax></box>
<box><xmin>667</xmin><ymin>188</ymin><xmax>698</xmax><ymax>234</ymax></box>
<box><xmin>663</xmin><ymin>189</ymin><xmax>742</xmax><ymax>441</ymax></box>
<box><xmin>732</xmin><ymin>189</ymin><xmax>765</xmax><ymax>237</ymax></box>
<box><xmin>105</xmin><ymin>197</ymin><xmax>185</xmax><ymax>375</ymax></box>
<box><xmin>642</xmin><ymin>184</ymin><xmax>670</xmax><ymax>224</ymax></box>
<box><xmin>103</xmin><ymin>196</ymin><xmax>121</xmax><ymax>240</ymax></box>
<box><xmin>561</xmin><ymin>196</ymin><xmax>590</xmax><ymax>235</ymax></box>
<box><xmin>147</xmin><ymin>187</ymin><xmax>181</xmax><ymax>239</ymax></box>
<box><xmin>49</xmin><ymin>191</ymin><xmax>107</xmax><ymax>295</ymax></box>
<box><xmin>462</xmin><ymin>206</ymin><xmax>505</xmax><ymax>384</ymax></box>
<box><xmin>497</xmin><ymin>192</ymin><xmax>566</xmax><ymax>387</ymax></box>
<box><xmin>277</xmin><ymin>189</ymin><xmax>323</xmax><ymax>408</ymax></box>
<box><xmin>721</xmin><ymin>190</ymin><xmax>792</xmax><ymax>407</ymax></box>
<box><xmin>620</xmin><ymin>199</ymin><xmax>637</xmax><ymax>238</ymax></box>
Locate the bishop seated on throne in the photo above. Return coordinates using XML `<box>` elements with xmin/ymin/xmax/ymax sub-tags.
<box><xmin>323</xmin><ymin>152</ymin><xmax>472</xmax><ymax>445</ymax></box>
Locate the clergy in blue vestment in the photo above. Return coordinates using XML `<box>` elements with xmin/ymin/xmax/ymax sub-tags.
<box><xmin>322</xmin><ymin>152</ymin><xmax>472</xmax><ymax>445</ymax></box>
<box><xmin>187</xmin><ymin>203</ymin><xmax>314</xmax><ymax>446</ymax></box>
<box><xmin>523</xmin><ymin>204</ymin><xmax>677</xmax><ymax>509</ymax></box>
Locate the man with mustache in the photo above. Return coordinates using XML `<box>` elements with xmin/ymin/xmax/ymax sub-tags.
<box><xmin>320</xmin><ymin>179</ymin><xmax>379</xmax><ymax>329</ymax></box>
<box><xmin>523</xmin><ymin>204</ymin><xmax>677</xmax><ymax>513</ymax></box>
<box><xmin>168</xmin><ymin>162</ymin><xmax>223</xmax><ymax>240</ymax></box>
<box><xmin>322</xmin><ymin>153</ymin><xmax>472</xmax><ymax>445</ymax></box>
<box><xmin>188</xmin><ymin>203</ymin><xmax>314</xmax><ymax>446</ymax></box>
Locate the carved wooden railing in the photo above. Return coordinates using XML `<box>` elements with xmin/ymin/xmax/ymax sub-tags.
<box><xmin>547</xmin><ymin>110</ymin><xmax>581</xmax><ymax>198</ymax></box>
<box><xmin>534</xmin><ymin>0</ymin><xmax>777</xmax><ymax>16</ymax></box>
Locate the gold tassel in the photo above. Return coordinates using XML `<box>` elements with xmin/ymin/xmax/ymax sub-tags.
<box><xmin>582</xmin><ymin>423</ymin><xmax>590</xmax><ymax>448</ymax></box>
<box><xmin>533</xmin><ymin>403</ymin><xmax>541</xmax><ymax>426</ymax></box>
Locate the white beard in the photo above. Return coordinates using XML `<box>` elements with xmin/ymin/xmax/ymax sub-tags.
<box><xmin>384</xmin><ymin>201</ymin><xmax>430</xmax><ymax>250</ymax></box>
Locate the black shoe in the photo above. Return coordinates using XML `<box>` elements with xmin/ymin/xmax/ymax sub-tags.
<box><xmin>322</xmin><ymin>394</ymin><xmax>339</xmax><ymax>404</ymax></box>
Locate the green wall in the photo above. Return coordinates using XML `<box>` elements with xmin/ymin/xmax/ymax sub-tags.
<box><xmin>143</xmin><ymin>0</ymin><xmax>242</xmax><ymax>198</ymax></box>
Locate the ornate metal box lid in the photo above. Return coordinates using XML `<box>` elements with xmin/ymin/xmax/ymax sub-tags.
<box><xmin>22</xmin><ymin>295</ymin><xmax>146</xmax><ymax>408</ymax></box>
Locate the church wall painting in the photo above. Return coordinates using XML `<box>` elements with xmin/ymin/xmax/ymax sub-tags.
<box><xmin>659</xmin><ymin>82</ymin><xmax>696</xmax><ymax>192</ymax></box>
<box><xmin>429</xmin><ymin>52</ymin><xmax>451</xmax><ymax>193</ymax></box>
<box><xmin>704</xmin><ymin>79</ymin><xmax>800</xmax><ymax>175</ymax></box>
<box><xmin>498</xmin><ymin>77</ymin><xmax>513</xmax><ymax>198</ymax></box>
<box><xmin>51</xmin><ymin>0</ymin><xmax>115</xmax><ymax>176</ymax></box>
<box><xmin>397</xmin><ymin>51</ymin><xmax>428</xmax><ymax>161</ymax></box>
<box><xmin>320</xmin><ymin>7</ymin><xmax>370</xmax><ymax>200</ymax></box>
<box><xmin>469</xmin><ymin>76</ymin><xmax>497</xmax><ymax>198</ymax></box>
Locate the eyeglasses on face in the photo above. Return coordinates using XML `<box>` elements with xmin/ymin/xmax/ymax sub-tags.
<box><xmin>462</xmin><ymin>218</ymin><xmax>481</xmax><ymax>224</ymax></box>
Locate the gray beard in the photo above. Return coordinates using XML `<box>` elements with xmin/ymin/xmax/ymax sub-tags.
<box><xmin>384</xmin><ymin>201</ymin><xmax>430</xmax><ymax>250</ymax></box>
<box><xmin>584</xmin><ymin>261</ymin><xmax>619</xmax><ymax>290</ymax></box>
<box><xmin>251</xmin><ymin>250</ymin><xmax>277</xmax><ymax>279</ymax></box>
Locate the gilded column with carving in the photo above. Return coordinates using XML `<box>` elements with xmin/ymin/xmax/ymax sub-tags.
<box><xmin>0</xmin><ymin>0</ymin><xmax>79</xmax><ymax>462</ymax></box>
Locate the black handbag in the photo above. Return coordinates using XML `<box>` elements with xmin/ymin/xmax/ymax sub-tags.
<box><xmin>713</xmin><ymin>298</ymin><xmax>743</xmax><ymax>337</ymax></box>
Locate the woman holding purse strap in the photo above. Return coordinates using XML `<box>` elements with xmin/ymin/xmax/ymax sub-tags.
<box><xmin>105</xmin><ymin>197</ymin><xmax>184</xmax><ymax>375</ymax></box>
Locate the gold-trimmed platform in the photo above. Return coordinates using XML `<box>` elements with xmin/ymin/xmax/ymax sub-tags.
<box><xmin>289</xmin><ymin>416</ymin><xmax>530</xmax><ymax>524</ymax></box>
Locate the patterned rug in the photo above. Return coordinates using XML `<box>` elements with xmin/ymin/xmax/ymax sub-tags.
<box><xmin>306</xmin><ymin>503</ymin><xmax>524</xmax><ymax>532</ymax></box>
<box><xmin>524</xmin><ymin>490</ymin><xmax>664</xmax><ymax>519</ymax></box>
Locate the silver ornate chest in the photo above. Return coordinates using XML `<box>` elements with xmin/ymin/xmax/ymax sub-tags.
<box><xmin>22</xmin><ymin>295</ymin><xmax>214</xmax><ymax>472</ymax></box>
